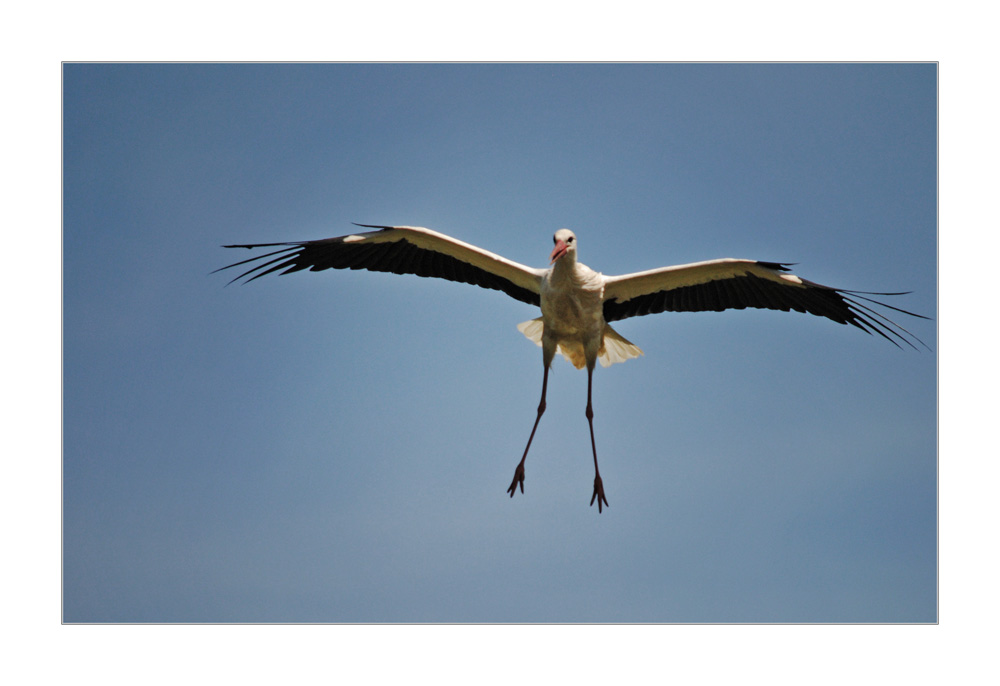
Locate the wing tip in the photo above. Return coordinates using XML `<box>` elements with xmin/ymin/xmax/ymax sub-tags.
<box><xmin>757</xmin><ymin>261</ymin><xmax>796</xmax><ymax>272</ymax></box>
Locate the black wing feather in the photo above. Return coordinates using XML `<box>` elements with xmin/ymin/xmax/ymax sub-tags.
<box><xmin>603</xmin><ymin>264</ymin><xmax>929</xmax><ymax>350</ymax></box>
<box><xmin>214</xmin><ymin>232</ymin><xmax>541</xmax><ymax>307</ymax></box>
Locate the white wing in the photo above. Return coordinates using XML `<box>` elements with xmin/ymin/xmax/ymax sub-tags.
<box><xmin>216</xmin><ymin>224</ymin><xmax>545</xmax><ymax>306</ymax></box>
<box><xmin>602</xmin><ymin>258</ymin><xmax>928</xmax><ymax>349</ymax></box>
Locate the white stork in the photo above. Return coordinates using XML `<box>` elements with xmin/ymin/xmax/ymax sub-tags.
<box><xmin>217</xmin><ymin>224</ymin><xmax>928</xmax><ymax>512</ymax></box>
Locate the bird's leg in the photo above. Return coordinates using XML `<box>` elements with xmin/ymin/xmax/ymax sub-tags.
<box><xmin>586</xmin><ymin>364</ymin><xmax>609</xmax><ymax>513</ymax></box>
<box><xmin>508</xmin><ymin>363</ymin><xmax>549</xmax><ymax>498</ymax></box>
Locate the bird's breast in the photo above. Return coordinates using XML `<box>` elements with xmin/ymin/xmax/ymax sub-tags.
<box><xmin>540</xmin><ymin>266</ymin><xmax>605</xmax><ymax>337</ymax></box>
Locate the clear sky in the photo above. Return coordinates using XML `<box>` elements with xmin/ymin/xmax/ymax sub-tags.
<box><xmin>63</xmin><ymin>63</ymin><xmax>936</xmax><ymax>622</ymax></box>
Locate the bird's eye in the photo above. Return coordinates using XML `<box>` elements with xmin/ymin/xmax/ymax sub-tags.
<box><xmin>567</xmin><ymin>236</ymin><xmax>574</xmax><ymax>243</ymax></box>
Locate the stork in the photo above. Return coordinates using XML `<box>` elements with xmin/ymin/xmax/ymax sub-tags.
<box><xmin>216</xmin><ymin>224</ymin><xmax>928</xmax><ymax>512</ymax></box>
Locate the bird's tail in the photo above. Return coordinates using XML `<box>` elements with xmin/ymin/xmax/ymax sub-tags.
<box><xmin>516</xmin><ymin>319</ymin><xmax>644</xmax><ymax>368</ymax></box>
<box><xmin>598</xmin><ymin>324</ymin><xmax>644</xmax><ymax>367</ymax></box>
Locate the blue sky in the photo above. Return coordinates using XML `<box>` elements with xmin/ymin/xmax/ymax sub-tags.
<box><xmin>63</xmin><ymin>63</ymin><xmax>936</xmax><ymax>622</ymax></box>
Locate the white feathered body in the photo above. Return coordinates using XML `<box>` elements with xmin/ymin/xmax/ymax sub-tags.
<box><xmin>518</xmin><ymin>255</ymin><xmax>643</xmax><ymax>369</ymax></box>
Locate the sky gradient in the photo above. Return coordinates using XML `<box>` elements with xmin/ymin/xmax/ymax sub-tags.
<box><xmin>63</xmin><ymin>63</ymin><xmax>936</xmax><ymax>622</ymax></box>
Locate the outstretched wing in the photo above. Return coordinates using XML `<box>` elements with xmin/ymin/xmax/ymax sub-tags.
<box><xmin>602</xmin><ymin>258</ymin><xmax>929</xmax><ymax>349</ymax></box>
<box><xmin>215</xmin><ymin>224</ymin><xmax>545</xmax><ymax>307</ymax></box>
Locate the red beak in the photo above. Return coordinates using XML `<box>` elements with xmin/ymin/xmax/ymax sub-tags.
<box><xmin>550</xmin><ymin>239</ymin><xmax>568</xmax><ymax>264</ymax></box>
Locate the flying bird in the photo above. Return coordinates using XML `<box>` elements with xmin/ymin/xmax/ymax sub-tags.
<box><xmin>216</xmin><ymin>224</ymin><xmax>928</xmax><ymax>512</ymax></box>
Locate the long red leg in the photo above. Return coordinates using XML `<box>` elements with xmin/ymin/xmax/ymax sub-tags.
<box><xmin>587</xmin><ymin>365</ymin><xmax>608</xmax><ymax>512</ymax></box>
<box><xmin>507</xmin><ymin>363</ymin><xmax>549</xmax><ymax>498</ymax></box>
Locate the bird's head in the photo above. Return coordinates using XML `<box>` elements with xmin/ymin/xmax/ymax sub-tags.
<box><xmin>550</xmin><ymin>229</ymin><xmax>577</xmax><ymax>264</ymax></box>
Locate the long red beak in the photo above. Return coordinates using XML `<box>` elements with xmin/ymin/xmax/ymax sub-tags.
<box><xmin>550</xmin><ymin>239</ymin><xmax>568</xmax><ymax>264</ymax></box>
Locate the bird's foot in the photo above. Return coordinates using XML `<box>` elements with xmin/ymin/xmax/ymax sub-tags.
<box><xmin>590</xmin><ymin>475</ymin><xmax>609</xmax><ymax>513</ymax></box>
<box><xmin>507</xmin><ymin>463</ymin><xmax>525</xmax><ymax>498</ymax></box>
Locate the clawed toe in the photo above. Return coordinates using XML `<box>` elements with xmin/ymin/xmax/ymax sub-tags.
<box><xmin>590</xmin><ymin>475</ymin><xmax>609</xmax><ymax>513</ymax></box>
<box><xmin>507</xmin><ymin>463</ymin><xmax>525</xmax><ymax>498</ymax></box>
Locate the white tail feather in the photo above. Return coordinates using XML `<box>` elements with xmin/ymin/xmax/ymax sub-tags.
<box><xmin>517</xmin><ymin>318</ymin><xmax>643</xmax><ymax>368</ymax></box>
<box><xmin>598</xmin><ymin>324</ymin><xmax>644</xmax><ymax>367</ymax></box>
<box><xmin>516</xmin><ymin>318</ymin><xmax>545</xmax><ymax>346</ymax></box>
